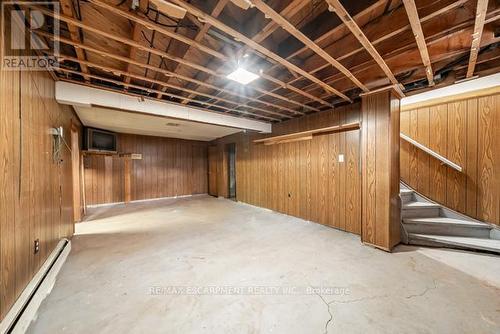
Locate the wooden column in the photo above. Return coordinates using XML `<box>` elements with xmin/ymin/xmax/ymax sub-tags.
<box><xmin>124</xmin><ymin>157</ymin><xmax>131</xmax><ymax>204</ymax></box>
<box><xmin>361</xmin><ymin>87</ymin><xmax>402</xmax><ymax>251</ymax></box>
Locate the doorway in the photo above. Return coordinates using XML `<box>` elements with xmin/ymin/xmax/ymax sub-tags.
<box><xmin>208</xmin><ymin>146</ymin><xmax>218</xmax><ymax>196</ymax></box>
<box><xmin>227</xmin><ymin>143</ymin><xmax>236</xmax><ymax>200</ymax></box>
<box><xmin>71</xmin><ymin>124</ymin><xmax>82</xmax><ymax>222</ymax></box>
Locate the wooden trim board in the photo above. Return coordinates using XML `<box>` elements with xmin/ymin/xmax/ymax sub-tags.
<box><xmin>253</xmin><ymin>122</ymin><xmax>361</xmax><ymax>144</ymax></box>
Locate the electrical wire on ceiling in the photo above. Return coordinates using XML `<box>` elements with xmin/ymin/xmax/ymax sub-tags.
<box><xmin>402</xmin><ymin>42</ymin><xmax>499</xmax><ymax>92</ymax></box>
<box><xmin>74</xmin><ymin>0</ymin><xmax>83</xmax><ymax>20</ymax></box>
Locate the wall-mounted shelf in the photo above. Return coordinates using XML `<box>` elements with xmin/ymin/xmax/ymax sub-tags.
<box><xmin>253</xmin><ymin>122</ymin><xmax>360</xmax><ymax>145</ymax></box>
<box><xmin>81</xmin><ymin>150</ymin><xmax>119</xmax><ymax>156</ymax></box>
<box><xmin>82</xmin><ymin>151</ymin><xmax>143</xmax><ymax>160</ymax></box>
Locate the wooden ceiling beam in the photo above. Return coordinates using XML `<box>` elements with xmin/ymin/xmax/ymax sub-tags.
<box><xmin>87</xmin><ymin>0</ymin><xmax>227</xmax><ymax>61</ymax></box>
<box><xmin>85</xmin><ymin>0</ymin><xmax>331</xmax><ymax>109</ymax></box>
<box><xmin>324</xmin><ymin>0</ymin><xmax>401</xmax><ymax>89</ymax></box>
<box><xmin>235</xmin><ymin>0</ymin><xmax>307</xmax><ymax>75</ymax></box>
<box><xmin>125</xmin><ymin>0</ymin><xmax>148</xmax><ymax>86</ymax></box>
<box><xmin>466</xmin><ymin>0</ymin><xmax>489</xmax><ymax>78</ymax></box>
<box><xmin>260</xmin><ymin>4</ymin><xmax>494</xmax><ymax>102</ymax></box>
<box><xmin>307</xmin><ymin>8</ymin><xmax>500</xmax><ymax>96</ymax></box>
<box><xmin>39</xmin><ymin>32</ymin><xmax>298</xmax><ymax>117</ymax></box>
<box><xmin>313</xmin><ymin>25</ymin><xmax>499</xmax><ymax>98</ymax></box>
<box><xmin>53</xmin><ymin>53</ymin><xmax>289</xmax><ymax>120</ymax></box>
<box><xmin>124</xmin><ymin>22</ymin><xmax>143</xmax><ymax>86</ymax></box>
<box><xmin>31</xmin><ymin>14</ymin><xmax>306</xmax><ymax>115</ymax></box>
<box><xmin>59</xmin><ymin>0</ymin><xmax>90</xmax><ymax>81</ymax></box>
<box><xmin>181</xmin><ymin>0</ymin><xmax>310</xmax><ymax>106</ymax></box>
<box><xmin>249</xmin><ymin>0</ymin><xmax>369</xmax><ymax>93</ymax></box>
<box><xmin>168</xmin><ymin>0</ymin><xmax>352</xmax><ymax>102</ymax></box>
<box><xmin>264</xmin><ymin>0</ymin><xmax>466</xmax><ymax>84</ymax></box>
<box><xmin>34</xmin><ymin>4</ymin><xmax>322</xmax><ymax>113</ymax></box>
<box><xmin>278</xmin><ymin>0</ymin><xmax>388</xmax><ymax>66</ymax></box>
<box><xmin>170</xmin><ymin>0</ymin><xmax>230</xmax><ymax>101</ymax></box>
<box><xmin>402</xmin><ymin>0</ymin><xmax>435</xmax><ymax>86</ymax></box>
<box><xmin>54</xmin><ymin>67</ymin><xmax>280</xmax><ymax>121</ymax></box>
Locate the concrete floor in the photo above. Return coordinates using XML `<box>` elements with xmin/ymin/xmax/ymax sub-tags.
<box><xmin>28</xmin><ymin>195</ymin><xmax>500</xmax><ymax>333</ymax></box>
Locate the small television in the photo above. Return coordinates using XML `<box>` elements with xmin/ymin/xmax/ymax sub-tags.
<box><xmin>83</xmin><ymin>127</ymin><xmax>117</xmax><ymax>153</ymax></box>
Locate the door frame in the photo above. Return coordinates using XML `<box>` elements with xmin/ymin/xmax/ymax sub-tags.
<box><xmin>71</xmin><ymin>123</ymin><xmax>83</xmax><ymax>222</ymax></box>
<box><xmin>226</xmin><ymin>143</ymin><xmax>236</xmax><ymax>199</ymax></box>
<box><xmin>208</xmin><ymin>145</ymin><xmax>218</xmax><ymax>196</ymax></box>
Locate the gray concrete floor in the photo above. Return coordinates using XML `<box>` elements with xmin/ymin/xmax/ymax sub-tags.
<box><xmin>28</xmin><ymin>195</ymin><xmax>500</xmax><ymax>333</ymax></box>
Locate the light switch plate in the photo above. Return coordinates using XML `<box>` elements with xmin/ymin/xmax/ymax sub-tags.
<box><xmin>338</xmin><ymin>154</ymin><xmax>344</xmax><ymax>163</ymax></box>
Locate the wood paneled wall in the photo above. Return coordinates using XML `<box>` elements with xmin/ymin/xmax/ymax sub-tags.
<box><xmin>0</xmin><ymin>68</ymin><xmax>80</xmax><ymax>319</ymax></box>
<box><xmin>83</xmin><ymin>134</ymin><xmax>208</xmax><ymax>205</ymax></box>
<box><xmin>213</xmin><ymin>104</ymin><xmax>362</xmax><ymax>235</ymax></box>
<box><xmin>361</xmin><ymin>90</ymin><xmax>401</xmax><ymax>251</ymax></box>
<box><xmin>401</xmin><ymin>92</ymin><xmax>500</xmax><ymax>226</ymax></box>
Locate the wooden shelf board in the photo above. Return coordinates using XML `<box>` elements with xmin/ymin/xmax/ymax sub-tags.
<box><xmin>254</xmin><ymin>122</ymin><xmax>360</xmax><ymax>145</ymax></box>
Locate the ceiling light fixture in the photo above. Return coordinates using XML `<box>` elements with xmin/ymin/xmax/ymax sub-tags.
<box><xmin>226</xmin><ymin>67</ymin><xmax>260</xmax><ymax>85</ymax></box>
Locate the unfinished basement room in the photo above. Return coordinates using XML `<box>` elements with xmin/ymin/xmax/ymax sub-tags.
<box><xmin>1</xmin><ymin>0</ymin><xmax>500</xmax><ymax>333</ymax></box>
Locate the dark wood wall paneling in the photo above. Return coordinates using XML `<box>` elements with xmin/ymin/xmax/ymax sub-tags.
<box><xmin>83</xmin><ymin>134</ymin><xmax>208</xmax><ymax>205</ymax></box>
<box><xmin>0</xmin><ymin>67</ymin><xmax>80</xmax><ymax>319</ymax></box>
<box><xmin>212</xmin><ymin>104</ymin><xmax>362</xmax><ymax>235</ymax></box>
<box><xmin>401</xmin><ymin>92</ymin><xmax>500</xmax><ymax>226</ymax></box>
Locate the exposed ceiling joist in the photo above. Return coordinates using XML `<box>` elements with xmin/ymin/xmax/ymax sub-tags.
<box><xmin>249</xmin><ymin>0</ymin><xmax>369</xmax><ymax>93</ymax></box>
<box><xmin>83</xmin><ymin>0</ymin><xmax>323</xmax><ymax>111</ymax></box>
<box><xmin>176</xmin><ymin>0</ymin><xmax>230</xmax><ymax>102</ymax></box>
<box><xmin>466</xmin><ymin>0</ymin><xmax>489</xmax><ymax>78</ymax></box>
<box><xmin>324</xmin><ymin>0</ymin><xmax>402</xmax><ymax>91</ymax></box>
<box><xmin>55</xmin><ymin>66</ymin><xmax>281</xmax><ymax>121</ymax></box>
<box><xmin>59</xmin><ymin>0</ymin><xmax>90</xmax><ymax>81</ymax></box>
<box><xmin>24</xmin><ymin>0</ymin><xmax>497</xmax><ymax>120</ymax></box>
<box><xmin>235</xmin><ymin>0</ymin><xmax>306</xmax><ymax>77</ymax></box>
<box><xmin>168</xmin><ymin>0</ymin><xmax>352</xmax><ymax>102</ymax></box>
<box><xmin>87</xmin><ymin>0</ymin><xmax>227</xmax><ymax>60</ymax></box>
<box><xmin>278</xmin><ymin>0</ymin><xmax>388</xmax><ymax>67</ymax></box>
<box><xmin>124</xmin><ymin>22</ymin><xmax>143</xmax><ymax>86</ymax></box>
<box><xmin>55</xmin><ymin>53</ymin><xmax>291</xmax><ymax>120</ymax></box>
<box><xmin>35</xmin><ymin>26</ymin><xmax>304</xmax><ymax>116</ymax></box>
<box><xmin>263</xmin><ymin>0</ymin><xmax>466</xmax><ymax>96</ymax></box>
<box><xmin>40</xmin><ymin>31</ymin><xmax>300</xmax><ymax>119</ymax></box>
<box><xmin>308</xmin><ymin>6</ymin><xmax>500</xmax><ymax>97</ymax></box>
<box><xmin>180</xmin><ymin>0</ymin><xmax>323</xmax><ymax>107</ymax></box>
<box><xmin>402</xmin><ymin>0</ymin><xmax>435</xmax><ymax>86</ymax></box>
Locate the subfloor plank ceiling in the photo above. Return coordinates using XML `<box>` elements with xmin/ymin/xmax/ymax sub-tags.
<box><xmin>24</xmin><ymin>0</ymin><xmax>500</xmax><ymax>122</ymax></box>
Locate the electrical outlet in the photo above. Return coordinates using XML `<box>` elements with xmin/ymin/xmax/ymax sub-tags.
<box><xmin>34</xmin><ymin>239</ymin><xmax>40</xmax><ymax>254</ymax></box>
<box><xmin>338</xmin><ymin>154</ymin><xmax>344</xmax><ymax>163</ymax></box>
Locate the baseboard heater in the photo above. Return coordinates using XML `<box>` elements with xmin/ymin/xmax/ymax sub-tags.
<box><xmin>0</xmin><ymin>239</ymin><xmax>71</xmax><ymax>334</ymax></box>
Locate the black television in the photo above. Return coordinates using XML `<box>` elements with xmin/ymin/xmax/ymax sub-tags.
<box><xmin>83</xmin><ymin>127</ymin><xmax>117</xmax><ymax>153</ymax></box>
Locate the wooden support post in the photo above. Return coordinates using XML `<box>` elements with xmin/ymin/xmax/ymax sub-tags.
<box><xmin>124</xmin><ymin>157</ymin><xmax>131</xmax><ymax>204</ymax></box>
<box><xmin>361</xmin><ymin>87</ymin><xmax>401</xmax><ymax>251</ymax></box>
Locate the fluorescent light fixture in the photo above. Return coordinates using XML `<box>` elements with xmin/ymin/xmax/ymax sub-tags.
<box><xmin>226</xmin><ymin>68</ymin><xmax>260</xmax><ymax>85</ymax></box>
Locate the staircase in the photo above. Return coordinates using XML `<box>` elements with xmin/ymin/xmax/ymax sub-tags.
<box><xmin>400</xmin><ymin>183</ymin><xmax>500</xmax><ymax>254</ymax></box>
